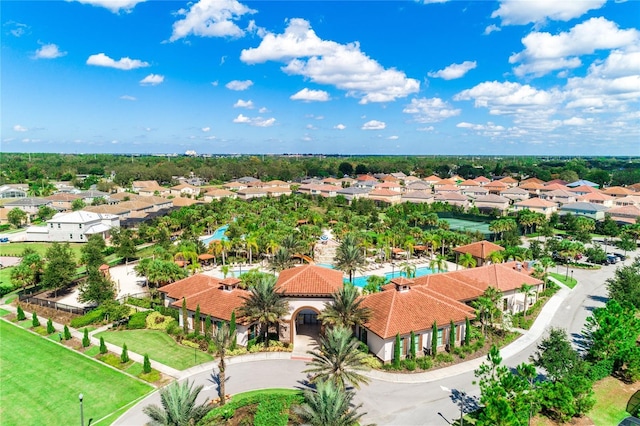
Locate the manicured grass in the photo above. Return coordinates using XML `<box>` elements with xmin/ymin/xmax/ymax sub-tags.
<box><xmin>0</xmin><ymin>321</ymin><xmax>152</xmax><ymax>426</ymax></box>
<box><xmin>0</xmin><ymin>308</ymin><xmax>10</xmax><ymax>316</ymax></box>
<box><xmin>96</xmin><ymin>329</ymin><xmax>213</xmax><ymax>370</ymax></box>
<box><xmin>588</xmin><ymin>376</ymin><xmax>640</xmax><ymax>425</ymax></box>
<box><xmin>0</xmin><ymin>242</ymin><xmax>85</xmax><ymax>258</ymax></box>
<box><xmin>549</xmin><ymin>272</ymin><xmax>577</xmax><ymax>289</ymax></box>
<box><xmin>204</xmin><ymin>389</ymin><xmax>304</xmax><ymax>425</ymax></box>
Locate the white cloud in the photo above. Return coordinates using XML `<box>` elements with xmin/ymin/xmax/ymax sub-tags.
<box><xmin>428</xmin><ymin>61</ymin><xmax>477</xmax><ymax>80</ymax></box>
<box><xmin>456</xmin><ymin>121</ymin><xmax>505</xmax><ymax>131</ymax></box>
<box><xmin>170</xmin><ymin>0</ymin><xmax>256</xmax><ymax>41</ymax></box>
<box><xmin>306</xmin><ymin>124</ymin><xmax>317</xmax><ymax>130</ymax></box>
<box><xmin>387</xmin><ymin>135</ymin><xmax>399</xmax><ymax>140</ymax></box>
<box><xmin>7</xmin><ymin>21</ymin><xmax>28</xmax><ymax>37</ymax></box>
<box><xmin>334</xmin><ymin>123</ymin><xmax>346</xmax><ymax>130</ymax></box>
<box><xmin>491</xmin><ymin>0</ymin><xmax>606</xmax><ymax>26</ymax></box>
<box><xmin>202</xmin><ymin>127</ymin><xmax>211</xmax><ymax>132</ymax></box>
<box><xmin>290</xmin><ymin>88</ymin><xmax>330</xmax><ymax>102</ymax></box>
<box><xmin>362</xmin><ymin>120</ymin><xmax>386</xmax><ymax>130</ymax></box>
<box><xmin>34</xmin><ymin>43</ymin><xmax>66</xmax><ymax>59</ymax></box>
<box><xmin>417</xmin><ymin>126</ymin><xmax>434</xmax><ymax>132</ymax></box>
<box><xmin>402</xmin><ymin>97</ymin><xmax>461</xmax><ymax>123</ymax></box>
<box><xmin>510</xmin><ymin>17</ymin><xmax>639</xmax><ymax>77</ymax></box>
<box><xmin>484</xmin><ymin>24</ymin><xmax>501</xmax><ymax>35</ymax></box>
<box><xmin>454</xmin><ymin>81</ymin><xmax>560</xmax><ymax>110</ymax></box>
<box><xmin>240</xmin><ymin>18</ymin><xmax>419</xmax><ymax>104</ymax></box>
<box><xmin>120</xmin><ymin>95</ymin><xmax>137</xmax><ymax>101</ymax></box>
<box><xmin>226</xmin><ymin>80</ymin><xmax>253</xmax><ymax>91</ymax></box>
<box><xmin>233</xmin><ymin>114</ymin><xmax>276</xmax><ymax>127</ymax></box>
<box><xmin>72</xmin><ymin>0</ymin><xmax>146</xmax><ymax>13</ymax></box>
<box><xmin>233</xmin><ymin>99</ymin><xmax>254</xmax><ymax>108</ymax></box>
<box><xmin>211</xmin><ymin>81</ymin><xmax>219</xmax><ymax>86</ymax></box>
<box><xmin>258</xmin><ymin>107</ymin><xmax>268</xmax><ymax>113</ymax></box>
<box><xmin>13</xmin><ymin>124</ymin><xmax>27</xmax><ymax>132</ymax></box>
<box><xmin>563</xmin><ymin>117</ymin><xmax>590</xmax><ymax>126</ymax></box>
<box><xmin>140</xmin><ymin>74</ymin><xmax>164</xmax><ymax>85</ymax></box>
<box><xmin>87</xmin><ymin>53</ymin><xmax>149</xmax><ymax>70</ymax></box>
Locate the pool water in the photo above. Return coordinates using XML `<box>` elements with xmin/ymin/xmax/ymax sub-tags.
<box><xmin>200</xmin><ymin>225</ymin><xmax>229</xmax><ymax>246</ymax></box>
<box><xmin>350</xmin><ymin>267</ymin><xmax>434</xmax><ymax>287</ymax></box>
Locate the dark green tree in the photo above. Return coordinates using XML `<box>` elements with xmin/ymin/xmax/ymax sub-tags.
<box><xmin>121</xmin><ymin>343</ymin><xmax>129</xmax><ymax>363</ymax></box>
<box><xmin>63</xmin><ymin>324</ymin><xmax>72</xmax><ymax>340</ymax></box>
<box><xmin>143</xmin><ymin>354</ymin><xmax>152</xmax><ymax>374</ymax></box>
<box><xmin>112</xmin><ymin>228</ymin><xmax>137</xmax><ymax>262</ymax></box>
<box><xmin>46</xmin><ymin>318</ymin><xmax>55</xmax><ymax>334</ymax></box>
<box><xmin>7</xmin><ymin>208</ymin><xmax>27</xmax><ymax>228</ymax></box>
<box><xmin>42</xmin><ymin>242</ymin><xmax>76</xmax><ymax>297</ymax></box>
<box><xmin>338</xmin><ymin>162</ymin><xmax>354</xmax><ymax>177</ymax></box>
<box><xmin>465</xmin><ymin>317</ymin><xmax>471</xmax><ymax>346</ymax></box>
<box><xmin>31</xmin><ymin>311</ymin><xmax>40</xmax><ymax>328</ymax></box>
<box><xmin>194</xmin><ymin>304</ymin><xmax>201</xmax><ymax>336</ymax></box>
<box><xmin>409</xmin><ymin>331</ymin><xmax>416</xmax><ymax>360</ymax></box>
<box><xmin>449</xmin><ymin>320</ymin><xmax>456</xmax><ymax>351</ymax></box>
<box><xmin>229</xmin><ymin>311</ymin><xmax>237</xmax><ymax>350</ymax></box>
<box><xmin>99</xmin><ymin>336</ymin><xmax>107</xmax><ymax>354</ymax></box>
<box><xmin>393</xmin><ymin>333</ymin><xmax>401</xmax><ymax>368</ymax></box>
<box><xmin>606</xmin><ymin>258</ymin><xmax>640</xmax><ymax>309</ymax></box>
<box><xmin>81</xmin><ymin>234</ymin><xmax>106</xmax><ymax>270</ymax></box>
<box><xmin>16</xmin><ymin>306</ymin><xmax>26</xmax><ymax>321</ymax></box>
<box><xmin>431</xmin><ymin>321</ymin><xmax>438</xmax><ymax>357</ymax></box>
<box><xmin>78</xmin><ymin>269</ymin><xmax>116</xmax><ymax>305</ymax></box>
<box><xmin>204</xmin><ymin>315</ymin><xmax>212</xmax><ymax>339</ymax></box>
<box><xmin>82</xmin><ymin>328</ymin><xmax>90</xmax><ymax>347</ymax></box>
<box><xmin>182</xmin><ymin>298</ymin><xmax>189</xmax><ymax>334</ymax></box>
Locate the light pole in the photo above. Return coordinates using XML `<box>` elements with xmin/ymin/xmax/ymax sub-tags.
<box><xmin>79</xmin><ymin>393</ymin><xmax>84</xmax><ymax>426</ymax></box>
<box><xmin>459</xmin><ymin>390</ymin><xmax>465</xmax><ymax>426</ymax></box>
<box><xmin>571</xmin><ymin>269</ymin><xmax>574</xmax><ymax>283</ymax></box>
<box><xmin>391</xmin><ymin>262</ymin><xmax>396</xmax><ymax>278</ymax></box>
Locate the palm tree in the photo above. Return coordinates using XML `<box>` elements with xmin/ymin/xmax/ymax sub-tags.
<box><xmin>238</xmin><ymin>275</ymin><xmax>289</xmax><ymax>347</ymax></box>
<box><xmin>318</xmin><ymin>284</ymin><xmax>372</xmax><ymax>330</ymax></box>
<box><xmin>211</xmin><ymin>322</ymin><xmax>236</xmax><ymax>405</ymax></box>
<box><xmin>245</xmin><ymin>234</ymin><xmax>259</xmax><ymax>265</ymax></box>
<box><xmin>334</xmin><ymin>234</ymin><xmax>367</xmax><ymax>283</ymax></box>
<box><xmin>519</xmin><ymin>283</ymin><xmax>535</xmax><ymax>318</ymax></box>
<box><xmin>400</xmin><ymin>262</ymin><xmax>417</xmax><ymax>278</ymax></box>
<box><xmin>458</xmin><ymin>252</ymin><xmax>477</xmax><ymax>269</ymax></box>
<box><xmin>304</xmin><ymin>326</ymin><xmax>370</xmax><ymax>390</ymax></box>
<box><xmin>142</xmin><ymin>380</ymin><xmax>212</xmax><ymax>426</ymax></box>
<box><xmin>295</xmin><ymin>380</ymin><xmax>366</xmax><ymax>426</ymax></box>
<box><xmin>487</xmin><ymin>250</ymin><xmax>505</xmax><ymax>265</ymax></box>
<box><xmin>270</xmin><ymin>246</ymin><xmax>294</xmax><ymax>272</ymax></box>
<box><xmin>473</xmin><ymin>295</ymin><xmax>494</xmax><ymax>337</ymax></box>
<box><xmin>429</xmin><ymin>254</ymin><xmax>448</xmax><ymax>273</ymax></box>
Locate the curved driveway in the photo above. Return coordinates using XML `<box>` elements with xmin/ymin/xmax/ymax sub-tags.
<box><xmin>114</xmin><ymin>254</ymin><xmax>627</xmax><ymax>426</ymax></box>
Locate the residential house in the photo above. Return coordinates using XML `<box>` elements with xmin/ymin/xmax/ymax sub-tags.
<box><xmin>458</xmin><ymin>179</ymin><xmax>481</xmax><ymax>190</ymax></box>
<box><xmin>512</xmin><ymin>198</ymin><xmax>558</xmax><ymax>218</ymax></box>
<box><xmin>169</xmin><ymin>183</ymin><xmax>201</xmax><ymax>198</ymax></box>
<box><xmin>602</xmin><ymin>186</ymin><xmax>635</xmax><ymax>198</ymax></box>
<box><xmin>4</xmin><ymin>197</ymin><xmax>53</xmax><ymax>219</ymax></box>
<box><xmin>614</xmin><ymin>195</ymin><xmax>640</xmax><ymax>208</ymax></box>
<box><xmin>498</xmin><ymin>176</ymin><xmax>519</xmax><ymax>188</ymax></box>
<box><xmin>461</xmin><ymin>186</ymin><xmax>489</xmax><ymax>200</ymax></box>
<box><xmin>202</xmin><ymin>189</ymin><xmax>237</xmax><ymax>202</ymax></box>
<box><xmin>559</xmin><ymin>202</ymin><xmax>608</xmax><ymax>221</ymax></box>
<box><xmin>452</xmin><ymin>240</ymin><xmax>505</xmax><ymax>267</ymax></box>
<box><xmin>46</xmin><ymin>193</ymin><xmax>81</xmax><ymax>211</ymax></box>
<box><xmin>237</xmin><ymin>187</ymin><xmax>268</xmax><ymax>200</ymax></box>
<box><xmin>567</xmin><ymin>179</ymin><xmax>599</xmax><ymax>188</ymax></box>
<box><xmin>83</xmin><ymin>204</ymin><xmax>132</xmax><ymax>220</ymax></box>
<box><xmin>77</xmin><ymin>190</ymin><xmax>112</xmax><ymax>205</ymax></box>
<box><xmin>25</xmin><ymin>210</ymin><xmax>119</xmax><ymax>242</ymax></box>
<box><xmin>433</xmin><ymin>179</ymin><xmax>458</xmax><ymax>191</ymax></box>
<box><xmin>264</xmin><ymin>187</ymin><xmax>292</xmax><ymax>197</ymax></box>
<box><xmin>377</xmin><ymin>182</ymin><xmax>403</xmax><ymax>192</ymax></box>
<box><xmin>368</xmin><ymin>189</ymin><xmax>403</xmax><ymax>205</ymax></box>
<box><xmin>473</xmin><ymin>176</ymin><xmax>491</xmax><ymax>186</ymax></box>
<box><xmin>236</xmin><ymin>177</ymin><xmax>260</xmax><ymax>184</ymax></box>
<box><xmin>402</xmin><ymin>191</ymin><xmax>435</xmax><ymax>204</ymax></box>
<box><xmin>539</xmin><ymin>189</ymin><xmax>577</xmax><ymax>206</ymax></box>
<box><xmin>568</xmin><ymin>185</ymin><xmax>601</xmax><ymax>196</ymax></box>
<box><xmin>0</xmin><ymin>185</ymin><xmax>27</xmax><ymax>198</ymax></box>
<box><xmin>500</xmin><ymin>187</ymin><xmax>530</xmax><ymax>203</ymax></box>
<box><xmin>519</xmin><ymin>177</ymin><xmax>546</xmax><ymax>186</ymax></box>
<box><xmin>473</xmin><ymin>194</ymin><xmax>510</xmax><ymax>214</ymax></box>
<box><xmin>405</xmin><ymin>181</ymin><xmax>432</xmax><ymax>192</ymax></box>
<box><xmin>434</xmin><ymin>192</ymin><xmax>469</xmax><ymax>209</ymax></box>
<box><xmin>423</xmin><ymin>175</ymin><xmax>442</xmax><ymax>187</ymax></box>
<box><xmin>519</xmin><ymin>181</ymin><xmax>545</xmax><ymax>196</ymax></box>
<box><xmin>484</xmin><ymin>181</ymin><xmax>508</xmax><ymax>195</ymax></box>
<box><xmin>577</xmin><ymin>192</ymin><xmax>614</xmax><ymax>207</ymax></box>
<box><xmin>606</xmin><ymin>205</ymin><xmax>640</xmax><ymax>225</ymax></box>
<box><xmin>222</xmin><ymin>181</ymin><xmax>248</xmax><ymax>191</ymax></box>
<box><xmin>335</xmin><ymin>187</ymin><xmax>371</xmax><ymax>202</ymax></box>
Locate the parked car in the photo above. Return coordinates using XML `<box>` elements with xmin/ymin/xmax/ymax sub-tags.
<box><xmin>606</xmin><ymin>254</ymin><xmax>619</xmax><ymax>264</ymax></box>
<box><xmin>614</xmin><ymin>252</ymin><xmax>627</xmax><ymax>261</ymax></box>
<box><xmin>0</xmin><ymin>237</ymin><xmax>9</xmax><ymax>243</ymax></box>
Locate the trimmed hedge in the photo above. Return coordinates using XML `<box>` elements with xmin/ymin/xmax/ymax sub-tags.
<box><xmin>70</xmin><ymin>309</ymin><xmax>104</xmax><ymax>328</ymax></box>
<box><xmin>127</xmin><ymin>311</ymin><xmax>151</xmax><ymax>330</ymax></box>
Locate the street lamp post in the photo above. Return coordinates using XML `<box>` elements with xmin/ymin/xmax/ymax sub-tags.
<box><xmin>459</xmin><ymin>391</ymin><xmax>465</xmax><ymax>426</ymax></box>
<box><xmin>391</xmin><ymin>262</ymin><xmax>396</xmax><ymax>278</ymax></box>
<box><xmin>571</xmin><ymin>269</ymin><xmax>574</xmax><ymax>282</ymax></box>
<box><xmin>79</xmin><ymin>393</ymin><xmax>84</xmax><ymax>426</ymax></box>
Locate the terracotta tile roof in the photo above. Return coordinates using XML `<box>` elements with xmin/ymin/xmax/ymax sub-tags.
<box><xmin>369</xmin><ymin>189</ymin><xmax>402</xmax><ymax>197</ymax></box>
<box><xmin>275</xmin><ymin>264</ymin><xmax>344</xmax><ymax>296</ymax></box>
<box><xmin>498</xmin><ymin>176</ymin><xmax>518</xmax><ymax>184</ymax></box>
<box><xmin>322</xmin><ymin>177</ymin><xmax>341</xmax><ymax>185</ymax></box>
<box><xmin>412</xmin><ymin>273</ymin><xmax>484</xmax><ymax>302</ymax></box>
<box><xmin>423</xmin><ymin>175</ymin><xmax>441</xmax><ymax>182</ymax></box>
<box><xmin>569</xmin><ymin>185</ymin><xmax>601</xmax><ymax>194</ymax></box>
<box><xmin>171</xmin><ymin>197</ymin><xmax>203</xmax><ymax>206</ymax></box>
<box><xmin>361</xmin><ymin>280</ymin><xmax>474</xmax><ymax>338</ymax></box>
<box><xmin>378</xmin><ymin>182</ymin><xmax>402</xmax><ymax>189</ymax></box>
<box><xmin>434</xmin><ymin>184</ymin><xmax>460</xmax><ymax>192</ymax></box>
<box><xmin>474</xmin><ymin>176</ymin><xmax>491</xmax><ymax>183</ymax></box>
<box><xmin>607</xmin><ymin>205</ymin><xmax>640</xmax><ymax>217</ymax></box>
<box><xmin>474</xmin><ymin>194</ymin><xmax>510</xmax><ymax>204</ymax></box>
<box><xmin>435</xmin><ymin>179</ymin><xmax>457</xmax><ymax>186</ymax></box>
<box><xmin>204</xmin><ymin>189</ymin><xmax>236</xmax><ymax>197</ymax></box>
<box><xmin>445</xmin><ymin>263</ymin><xmax>542</xmax><ymax>294</ymax></box>
<box><xmin>578</xmin><ymin>192</ymin><xmax>613</xmax><ymax>202</ymax></box>
<box><xmin>46</xmin><ymin>193</ymin><xmax>81</xmax><ymax>202</ymax></box>
<box><xmin>460</xmin><ymin>179</ymin><xmax>480</xmax><ymax>186</ymax></box>
<box><xmin>166</xmin><ymin>280</ymin><xmax>249</xmax><ymax>323</ymax></box>
<box><xmin>546</xmin><ymin>179</ymin><xmax>568</xmax><ymax>186</ymax></box>
<box><xmin>160</xmin><ymin>274</ymin><xmax>233</xmax><ymax>299</ymax></box>
<box><xmin>453</xmin><ymin>240</ymin><xmax>504</xmax><ymax>259</ymax></box>
<box><xmin>484</xmin><ymin>181</ymin><xmax>508</xmax><ymax>189</ymax></box>
<box><xmin>520</xmin><ymin>177</ymin><xmax>546</xmax><ymax>185</ymax></box>
<box><xmin>83</xmin><ymin>205</ymin><xmax>131</xmax><ymax>215</ymax></box>
<box><xmin>603</xmin><ymin>186</ymin><xmax>635</xmax><ymax>196</ymax></box>
<box><xmin>542</xmin><ymin>183</ymin><xmax>568</xmax><ymax>191</ymax></box>
<box><xmin>435</xmin><ymin>192</ymin><xmax>468</xmax><ymax>201</ymax></box>
<box><xmin>519</xmin><ymin>182</ymin><xmax>545</xmax><ymax>190</ymax></box>
<box><xmin>515</xmin><ymin>198</ymin><xmax>557</xmax><ymax>208</ymax></box>
<box><xmin>357</xmin><ymin>175</ymin><xmax>378</xmax><ymax>181</ymax></box>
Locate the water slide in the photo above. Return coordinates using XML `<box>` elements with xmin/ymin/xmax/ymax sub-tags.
<box><xmin>292</xmin><ymin>253</ymin><xmax>315</xmax><ymax>264</ymax></box>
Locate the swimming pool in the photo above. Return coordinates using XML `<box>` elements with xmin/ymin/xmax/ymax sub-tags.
<box><xmin>350</xmin><ymin>266</ymin><xmax>434</xmax><ymax>288</ymax></box>
<box><xmin>200</xmin><ymin>225</ymin><xmax>229</xmax><ymax>246</ymax></box>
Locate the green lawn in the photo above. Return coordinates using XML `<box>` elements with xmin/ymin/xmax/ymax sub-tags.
<box><xmin>0</xmin><ymin>241</ymin><xmax>86</xmax><ymax>258</ymax></box>
<box><xmin>588</xmin><ymin>377</ymin><xmax>639</xmax><ymax>425</ymax></box>
<box><xmin>96</xmin><ymin>329</ymin><xmax>213</xmax><ymax>370</ymax></box>
<box><xmin>549</xmin><ymin>272</ymin><xmax>577</xmax><ymax>289</ymax></box>
<box><xmin>0</xmin><ymin>321</ymin><xmax>152</xmax><ymax>426</ymax></box>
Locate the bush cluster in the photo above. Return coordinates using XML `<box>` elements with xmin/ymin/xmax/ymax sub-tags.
<box><xmin>127</xmin><ymin>311</ymin><xmax>151</xmax><ymax>330</ymax></box>
<box><xmin>126</xmin><ymin>297</ymin><xmax>153</xmax><ymax>309</ymax></box>
<box><xmin>145</xmin><ymin>311</ymin><xmax>174</xmax><ymax>331</ymax></box>
<box><xmin>153</xmin><ymin>305</ymin><xmax>179</xmax><ymax>320</ymax></box>
<box><xmin>70</xmin><ymin>308</ymin><xmax>104</xmax><ymax>328</ymax></box>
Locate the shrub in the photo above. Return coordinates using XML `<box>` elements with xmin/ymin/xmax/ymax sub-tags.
<box><xmin>153</xmin><ymin>305</ymin><xmax>179</xmax><ymax>320</ymax></box>
<box><xmin>404</xmin><ymin>359</ymin><xmax>417</xmax><ymax>371</ymax></box>
<box><xmin>358</xmin><ymin>341</ymin><xmax>369</xmax><ymax>353</ymax></box>
<box><xmin>0</xmin><ymin>284</ymin><xmax>13</xmax><ymax>298</ymax></box>
<box><xmin>417</xmin><ymin>357</ymin><xmax>433</xmax><ymax>370</ymax></box>
<box><xmin>588</xmin><ymin>358</ymin><xmax>615</xmax><ymax>381</ymax></box>
<box><xmin>121</xmin><ymin>343</ymin><xmax>129</xmax><ymax>363</ymax></box>
<box><xmin>126</xmin><ymin>297</ymin><xmax>152</xmax><ymax>309</ymax></box>
<box><xmin>46</xmin><ymin>318</ymin><xmax>55</xmax><ymax>334</ymax></box>
<box><xmin>16</xmin><ymin>306</ymin><xmax>26</xmax><ymax>321</ymax></box>
<box><xmin>435</xmin><ymin>353</ymin><xmax>454</xmax><ymax>363</ymax></box>
<box><xmin>99</xmin><ymin>336</ymin><xmax>107</xmax><ymax>354</ymax></box>
<box><xmin>143</xmin><ymin>354</ymin><xmax>152</xmax><ymax>374</ymax></box>
<box><xmin>63</xmin><ymin>324</ymin><xmax>72</xmax><ymax>340</ymax></box>
<box><xmin>246</xmin><ymin>338</ymin><xmax>257</xmax><ymax>351</ymax></box>
<box><xmin>127</xmin><ymin>311</ymin><xmax>151</xmax><ymax>330</ymax></box>
<box><xmin>165</xmin><ymin>319</ymin><xmax>181</xmax><ymax>336</ymax></box>
<box><xmin>31</xmin><ymin>312</ymin><xmax>40</xmax><ymax>328</ymax></box>
<box><xmin>82</xmin><ymin>328</ymin><xmax>90</xmax><ymax>348</ymax></box>
<box><xmin>70</xmin><ymin>308</ymin><xmax>105</xmax><ymax>328</ymax></box>
<box><xmin>382</xmin><ymin>363</ymin><xmax>402</xmax><ymax>371</ymax></box>
<box><xmin>361</xmin><ymin>354</ymin><xmax>383</xmax><ymax>369</ymax></box>
<box><xmin>145</xmin><ymin>311</ymin><xmax>173</xmax><ymax>331</ymax></box>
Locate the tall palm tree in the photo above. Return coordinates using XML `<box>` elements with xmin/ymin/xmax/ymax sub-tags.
<box><xmin>429</xmin><ymin>254</ymin><xmax>448</xmax><ymax>273</ymax></box>
<box><xmin>473</xmin><ymin>295</ymin><xmax>494</xmax><ymax>337</ymax></box>
<box><xmin>142</xmin><ymin>380</ymin><xmax>212</xmax><ymax>426</ymax></box>
<box><xmin>211</xmin><ymin>322</ymin><xmax>236</xmax><ymax>405</ymax></box>
<box><xmin>319</xmin><ymin>284</ymin><xmax>372</xmax><ymax>330</ymax></box>
<box><xmin>238</xmin><ymin>275</ymin><xmax>289</xmax><ymax>347</ymax></box>
<box><xmin>488</xmin><ymin>250</ymin><xmax>505</xmax><ymax>264</ymax></box>
<box><xmin>458</xmin><ymin>252</ymin><xmax>477</xmax><ymax>269</ymax></box>
<box><xmin>334</xmin><ymin>234</ymin><xmax>367</xmax><ymax>283</ymax></box>
<box><xmin>269</xmin><ymin>246</ymin><xmax>294</xmax><ymax>272</ymax></box>
<box><xmin>519</xmin><ymin>283</ymin><xmax>535</xmax><ymax>318</ymax></box>
<box><xmin>304</xmin><ymin>326</ymin><xmax>370</xmax><ymax>390</ymax></box>
<box><xmin>295</xmin><ymin>380</ymin><xmax>367</xmax><ymax>426</ymax></box>
<box><xmin>400</xmin><ymin>262</ymin><xmax>417</xmax><ymax>278</ymax></box>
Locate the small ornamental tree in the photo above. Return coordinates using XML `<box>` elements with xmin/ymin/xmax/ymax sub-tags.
<box><xmin>143</xmin><ymin>354</ymin><xmax>152</xmax><ymax>374</ymax></box>
<box><xmin>204</xmin><ymin>315</ymin><xmax>212</xmax><ymax>339</ymax></box>
<box><xmin>82</xmin><ymin>328</ymin><xmax>90</xmax><ymax>347</ymax></box>
<box><xmin>431</xmin><ymin>321</ymin><xmax>438</xmax><ymax>357</ymax></box>
<box><xmin>409</xmin><ymin>331</ymin><xmax>416</xmax><ymax>360</ymax></box>
<box><xmin>16</xmin><ymin>306</ymin><xmax>26</xmax><ymax>321</ymax></box>
<box><xmin>99</xmin><ymin>337</ymin><xmax>107</xmax><ymax>354</ymax></box>
<box><xmin>465</xmin><ymin>317</ymin><xmax>471</xmax><ymax>346</ymax></box>
<box><xmin>63</xmin><ymin>324</ymin><xmax>72</xmax><ymax>340</ymax></box>
<box><xmin>182</xmin><ymin>298</ymin><xmax>188</xmax><ymax>334</ymax></box>
<box><xmin>46</xmin><ymin>318</ymin><xmax>55</xmax><ymax>334</ymax></box>
<box><xmin>32</xmin><ymin>312</ymin><xmax>40</xmax><ymax>328</ymax></box>
<box><xmin>449</xmin><ymin>320</ymin><xmax>456</xmax><ymax>352</ymax></box>
<box><xmin>229</xmin><ymin>311</ymin><xmax>237</xmax><ymax>350</ymax></box>
<box><xmin>393</xmin><ymin>333</ymin><xmax>401</xmax><ymax>368</ymax></box>
<box><xmin>121</xmin><ymin>343</ymin><xmax>129</xmax><ymax>363</ymax></box>
<box><xmin>194</xmin><ymin>304</ymin><xmax>201</xmax><ymax>336</ymax></box>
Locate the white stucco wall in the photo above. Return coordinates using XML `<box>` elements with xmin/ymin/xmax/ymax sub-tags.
<box><xmin>283</xmin><ymin>297</ymin><xmax>333</xmax><ymax>320</ymax></box>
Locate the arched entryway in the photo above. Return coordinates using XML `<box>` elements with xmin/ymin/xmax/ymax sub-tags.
<box><xmin>290</xmin><ymin>306</ymin><xmax>322</xmax><ymax>357</ymax></box>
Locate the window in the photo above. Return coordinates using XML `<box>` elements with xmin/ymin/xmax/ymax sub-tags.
<box><xmin>69</xmin><ymin>234</ymin><xmax>73</xmax><ymax>239</ymax></box>
<box><xmin>50</xmin><ymin>223</ymin><xmax>54</xmax><ymax>228</ymax></box>
<box><xmin>400</xmin><ymin>337</ymin><xmax>405</xmax><ymax>356</ymax></box>
<box><xmin>80</xmin><ymin>234</ymin><xmax>84</xmax><ymax>240</ymax></box>
<box><xmin>437</xmin><ymin>329</ymin><xmax>444</xmax><ymax>346</ymax></box>
<box><xmin>79</xmin><ymin>224</ymin><xmax>82</xmax><ymax>229</ymax></box>
<box><xmin>359</xmin><ymin>328</ymin><xmax>368</xmax><ymax>345</ymax></box>
<box><xmin>57</xmin><ymin>223</ymin><xmax>61</xmax><ymax>228</ymax></box>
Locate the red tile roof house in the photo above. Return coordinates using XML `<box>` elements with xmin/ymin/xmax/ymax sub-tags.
<box><xmin>453</xmin><ymin>240</ymin><xmax>505</xmax><ymax>267</ymax></box>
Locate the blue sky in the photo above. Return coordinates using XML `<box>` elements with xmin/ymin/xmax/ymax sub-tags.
<box><xmin>2</xmin><ymin>0</ymin><xmax>639</xmax><ymax>156</ymax></box>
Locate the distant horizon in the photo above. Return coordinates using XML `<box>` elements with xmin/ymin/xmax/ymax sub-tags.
<box><xmin>3</xmin><ymin>1</ymin><xmax>639</xmax><ymax>156</ymax></box>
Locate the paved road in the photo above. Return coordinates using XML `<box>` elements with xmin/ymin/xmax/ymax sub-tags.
<box><xmin>114</xmin><ymin>250</ymin><xmax>634</xmax><ymax>426</ymax></box>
